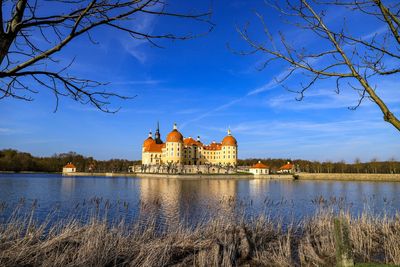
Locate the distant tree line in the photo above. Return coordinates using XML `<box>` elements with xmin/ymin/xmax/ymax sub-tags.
<box><xmin>238</xmin><ymin>158</ymin><xmax>400</xmax><ymax>174</ymax></box>
<box><xmin>1</xmin><ymin>149</ymin><xmax>399</xmax><ymax>174</ymax></box>
<box><xmin>0</xmin><ymin>149</ymin><xmax>140</xmax><ymax>173</ymax></box>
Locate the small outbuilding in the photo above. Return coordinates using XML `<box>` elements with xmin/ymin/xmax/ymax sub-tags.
<box><xmin>249</xmin><ymin>161</ymin><xmax>269</xmax><ymax>175</ymax></box>
<box><xmin>63</xmin><ymin>162</ymin><xmax>77</xmax><ymax>173</ymax></box>
<box><xmin>277</xmin><ymin>162</ymin><xmax>295</xmax><ymax>174</ymax></box>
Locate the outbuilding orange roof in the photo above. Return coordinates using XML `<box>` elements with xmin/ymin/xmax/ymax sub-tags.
<box><xmin>251</xmin><ymin>161</ymin><xmax>268</xmax><ymax>169</ymax></box>
<box><xmin>279</xmin><ymin>163</ymin><xmax>294</xmax><ymax>170</ymax></box>
<box><xmin>64</xmin><ymin>163</ymin><xmax>76</xmax><ymax>168</ymax></box>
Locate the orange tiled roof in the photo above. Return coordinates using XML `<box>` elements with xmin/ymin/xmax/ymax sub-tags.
<box><xmin>203</xmin><ymin>142</ymin><xmax>222</xmax><ymax>150</ymax></box>
<box><xmin>279</xmin><ymin>163</ymin><xmax>294</xmax><ymax>170</ymax></box>
<box><xmin>144</xmin><ymin>143</ymin><xmax>165</xmax><ymax>153</ymax></box>
<box><xmin>64</xmin><ymin>163</ymin><xmax>76</xmax><ymax>168</ymax></box>
<box><xmin>184</xmin><ymin>137</ymin><xmax>202</xmax><ymax>146</ymax></box>
<box><xmin>251</xmin><ymin>162</ymin><xmax>268</xmax><ymax>169</ymax></box>
<box><xmin>143</xmin><ymin>137</ymin><xmax>155</xmax><ymax>148</ymax></box>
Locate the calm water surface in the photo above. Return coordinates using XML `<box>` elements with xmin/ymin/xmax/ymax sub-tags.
<box><xmin>0</xmin><ymin>173</ymin><xmax>399</xmax><ymax>225</ymax></box>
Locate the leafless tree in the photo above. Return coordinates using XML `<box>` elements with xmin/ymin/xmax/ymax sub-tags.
<box><xmin>238</xmin><ymin>0</ymin><xmax>400</xmax><ymax>131</ymax></box>
<box><xmin>0</xmin><ymin>0</ymin><xmax>212</xmax><ymax>112</ymax></box>
<box><xmin>205</xmin><ymin>162</ymin><xmax>212</xmax><ymax>173</ymax></box>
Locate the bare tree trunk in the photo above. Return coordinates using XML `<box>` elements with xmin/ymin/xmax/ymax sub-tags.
<box><xmin>0</xmin><ymin>0</ymin><xmax>27</xmax><ymax>65</ymax></box>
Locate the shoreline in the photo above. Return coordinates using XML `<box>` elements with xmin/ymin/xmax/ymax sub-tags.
<box><xmin>3</xmin><ymin>171</ymin><xmax>400</xmax><ymax>181</ymax></box>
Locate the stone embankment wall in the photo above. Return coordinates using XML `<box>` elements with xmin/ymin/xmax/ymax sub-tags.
<box><xmin>135</xmin><ymin>173</ymin><xmax>254</xmax><ymax>179</ymax></box>
<box><xmin>135</xmin><ymin>173</ymin><xmax>293</xmax><ymax>179</ymax></box>
<box><xmin>63</xmin><ymin>172</ymin><xmax>135</xmax><ymax>177</ymax></box>
<box><xmin>63</xmin><ymin>172</ymin><xmax>294</xmax><ymax>179</ymax></box>
<box><xmin>298</xmin><ymin>173</ymin><xmax>400</xmax><ymax>181</ymax></box>
<box><xmin>63</xmin><ymin>172</ymin><xmax>400</xmax><ymax>181</ymax></box>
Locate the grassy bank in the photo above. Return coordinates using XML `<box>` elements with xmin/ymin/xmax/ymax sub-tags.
<box><xmin>1</xmin><ymin>207</ymin><xmax>400</xmax><ymax>266</ymax></box>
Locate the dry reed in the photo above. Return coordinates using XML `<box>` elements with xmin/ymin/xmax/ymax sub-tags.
<box><xmin>0</xmin><ymin>201</ymin><xmax>399</xmax><ymax>267</ymax></box>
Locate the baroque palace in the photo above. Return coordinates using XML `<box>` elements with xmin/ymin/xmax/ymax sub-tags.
<box><xmin>142</xmin><ymin>123</ymin><xmax>237</xmax><ymax>166</ymax></box>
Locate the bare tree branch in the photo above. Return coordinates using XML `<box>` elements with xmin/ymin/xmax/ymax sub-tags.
<box><xmin>238</xmin><ymin>0</ymin><xmax>400</xmax><ymax>132</ymax></box>
<box><xmin>0</xmin><ymin>0</ymin><xmax>213</xmax><ymax>112</ymax></box>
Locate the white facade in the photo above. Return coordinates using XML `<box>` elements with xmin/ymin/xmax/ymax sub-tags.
<box><xmin>62</xmin><ymin>163</ymin><xmax>76</xmax><ymax>173</ymax></box>
<box><xmin>249</xmin><ymin>161</ymin><xmax>269</xmax><ymax>175</ymax></box>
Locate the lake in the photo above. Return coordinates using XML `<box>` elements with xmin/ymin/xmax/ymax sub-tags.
<box><xmin>1</xmin><ymin>173</ymin><xmax>399</xmax><ymax>226</ymax></box>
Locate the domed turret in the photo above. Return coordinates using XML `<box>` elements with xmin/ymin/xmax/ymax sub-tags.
<box><xmin>143</xmin><ymin>131</ymin><xmax>155</xmax><ymax>148</ymax></box>
<box><xmin>166</xmin><ymin>123</ymin><xmax>183</xmax><ymax>143</ymax></box>
<box><xmin>222</xmin><ymin>129</ymin><xmax>237</xmax><ymax>146</ymax></box>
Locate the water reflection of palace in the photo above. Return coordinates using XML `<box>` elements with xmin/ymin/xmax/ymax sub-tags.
<box><xmin>139</xmin><ymin>179</ymin><xmax>238</xmax><ymax>223</ymax></box>
<box><xmin>140</xmin><ymin>179</ymin><xmax>181</xmax><ymax>225</ymax></box>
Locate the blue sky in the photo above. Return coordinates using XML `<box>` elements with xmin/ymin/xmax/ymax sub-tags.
<box><xmin>0</xmin><ymin>0</ymin><xmax>399</xmax><ymax>162</ymax></box>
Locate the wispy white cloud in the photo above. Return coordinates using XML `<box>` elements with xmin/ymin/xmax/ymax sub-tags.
<box><xmin>175</xmin><ymin>108</ymin><xmax>202</xmax><ymax>115</ymax></box>
<box><xmin>181</xmin><ymin>68</ymin><xmax>290</xmax><ymax>127</ymax></box>
<box><xmin>226</xmin><ymin>118</ymin><xmax>399</xmax><ymax>161</ymax></box>
<box><xmin>360</xmin><ymin>25</ymin><xmax>387</xmax><ymax>40</ymax></box>
<box><xmin>180</xmin><ymin>97</ymin><xmax>244</xmax><ymax>128</ymax></box>
<box><xmin>111</xmin><ymin>79</ymin><xmax>164</xmax><ymax>85</ymax></box>
<box><xmin>120</xmin><ymin>11</ymin><xmax>159</xmax><ymax>63</ymax></box>
<box><xmin>246</xmin><ymin>69</ymin><xmax>289</xmax><ymax>96</ymax></box>
<box><xmin>230</xmin><ymin>119</ymin><xmax>386</xmax><ymax>136</ymax></box>
<box><xmin>0</xmin><ymin>128</ymin><xmax>12</xmax><ymax>134</ymax></box>
<box><xmin>266</xmin><ymin>77</ymin><xmax>400</xmax><ymax>111</ymax></box>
